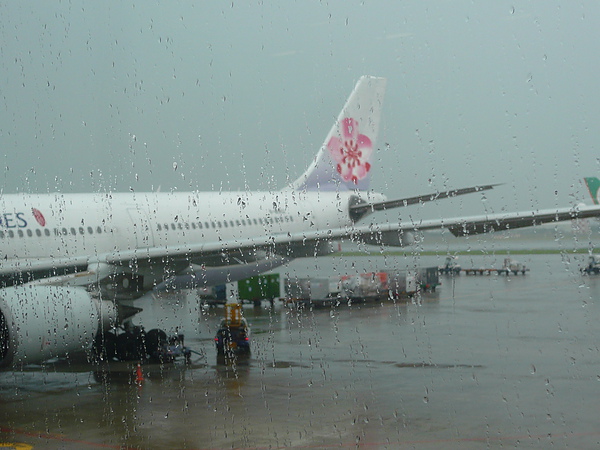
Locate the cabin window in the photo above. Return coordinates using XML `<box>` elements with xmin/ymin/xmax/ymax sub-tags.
<box><xmin>17</xmin><ymin>230</ymin><xmax>23</xmax><ymax>238</ymax></box>
<box><xmin>70</xmin><ymin>228</ymin><xmax>76</xmax><ymax>235</ymax></box>
<box><xmin>87</xmin><ymin>227</ymin><xmax>93</xmax><ymax>234</ymax></box>
<box><xmin>223</xmin><ymin>221</ymin><xmax>228</xmax><ymax>228</ymax></box>
<box><xmin>36</xmin><ymin>229</ymin><xmax>42</xmax><ymax>237</ymax></box>
<box><xmin>171</xmin><ymin>224</ymin><xmax>176</xmax><ymax>230</ymax></box>
<box><xmin>8</xmin><ymin>230</ymin><xmax>14</xmax><ymax>238</ymax></box>
<box><xmin>0</xmin><ymin>231</ymin><xmax>4</xmax><ymax>238</ymax></box>
<box><xmin>26</xmin><ymin>229</ymin><xmax>33</xmax><ymax>237</ymax></box>
<box><xmin>96</xmin><ymin>226</ymin><xmax>102</xmax><ymax>234</ymax></box>
<box><xmin>157</xmin><ymin>224</ymin><xmax>162</xmax><ymax>231</ymax></box>
<box><xmin>191</xmin><ymin>222</ymin><xmax>196</xmax><ymax>229</ymax></box>
<box><xmin>79</xmin><ymin>227</ymin><xmax>84</xmax><ymax>235</ymax></box>
<box><xmin>62</xmin><ymin>227</ymin><xmax>68</xmax><ymax>235</ymax></box>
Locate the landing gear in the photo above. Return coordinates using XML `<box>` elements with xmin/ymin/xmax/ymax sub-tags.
<box><xmin>115</xmin><ymin>326</ymin><xmax>146</xmax><ymax>361</ymax></box>
<box><xmin>145</xmin><ymin>328</ymin><xmax>168</xmax><ymax>360</ymax></box>
<box><xmin>92</xmin><ymin>330</ymin><xmax>118</xmax><ymax>362</ymax></box>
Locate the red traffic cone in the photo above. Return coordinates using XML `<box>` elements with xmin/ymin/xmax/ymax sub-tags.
<box><xmin>135</xmin><ymin>363</ymin><xmax>144</xmax><ymax>385</ymax></box>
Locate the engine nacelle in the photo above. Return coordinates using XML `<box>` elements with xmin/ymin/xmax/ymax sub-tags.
<box><xmin>0</xmin><ymin>285</ymin><xmax>116</xmax><ymax>368</ymax></box>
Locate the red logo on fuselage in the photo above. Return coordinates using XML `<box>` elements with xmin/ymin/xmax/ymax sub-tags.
<box><xmin>32</xmin><ymin>208</ymin><xmax>46</xmax><ymax>227</ymax></box>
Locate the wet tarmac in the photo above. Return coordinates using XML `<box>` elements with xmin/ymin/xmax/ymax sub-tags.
<box><xmin>1</xmin><ymin>253</ymin><xmax>600</xmax><ymax>449</ymax></box>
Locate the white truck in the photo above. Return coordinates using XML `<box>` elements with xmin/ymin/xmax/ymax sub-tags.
<box><xmin>499</xmin><ymin>257</ymin><xmax>529</xmax><ymax>275</ymax></box>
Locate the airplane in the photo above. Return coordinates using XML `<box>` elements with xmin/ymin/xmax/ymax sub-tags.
<box><xmin>583</xmin><ymin>177</ymin><xmax>600</xmax><ymax>205</ymax></box>
<box><xmin>2</xmin><ymin>75</ymin><xmax>600</xmax><ymax>370</ymax></box>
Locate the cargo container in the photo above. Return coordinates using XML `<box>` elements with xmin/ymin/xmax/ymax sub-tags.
<box><xmin>238</xmin><ymin>274</ymin><xmax>281</xmax><ymax>306</ymax></box>
<box><xmin>203</xmin><ymin>274</ymin><xmax>281</xmax><ymax>306</ymax></box>
<box><xmin>417</xmin><ymin>267</ymin><xmax>440</xmax><ymax>291</ymax></box>
<box><xmin>386</xmin><ymin>270</ymin><xmax>418</xmax><ymax>298</ymax></box>
<box><xmin>339</xmin><ymin>272</ymin><xmax>388</xmax><ymax>302</ymax></box>
<box><xmin>284</xmin><ymin>277</ymin><xmax>339</xmax><ymax>307</ymax></box>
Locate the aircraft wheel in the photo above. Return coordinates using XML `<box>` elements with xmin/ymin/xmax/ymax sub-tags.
<box><xmin>91</xmin><ymin>331</ymin><xmax>118</xmax><ymax>362</ymax></box>
<box><xmin>145</xmin><ymin>328</ymin><xmax>168</xmax><ymax>361</ymax></box>
<box><xmin>116</xmin><ymin>328</ymin><xmax>146</xmax><ymax>361</ymax></box>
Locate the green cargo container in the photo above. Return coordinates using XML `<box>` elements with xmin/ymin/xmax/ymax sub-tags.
<box><xmin>238</xmin><ymin>274</ymin><xmax>281</xmax><ymax>304</ymax></box>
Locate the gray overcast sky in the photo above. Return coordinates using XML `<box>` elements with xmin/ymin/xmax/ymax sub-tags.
<box><xmin>1</xmin><ymin>1</ymin><xmax>599</xmax><ymax>219</ymax></box>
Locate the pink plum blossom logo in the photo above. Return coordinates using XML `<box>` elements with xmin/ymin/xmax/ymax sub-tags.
<box><xmin>327</xmin><ymin>117</ymin><xmax>372</xmax><ymax>184</ymax></box>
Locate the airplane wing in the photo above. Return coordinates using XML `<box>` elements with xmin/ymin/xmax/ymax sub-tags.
<box><xmin>352</xmin><ymin>204</ymin><xmax>600</xmax><ymax>242</ymax></box>
<box><xmin>230</xmin><ymin>203</ymin><xmax>600</xmax><ymax>249</ymax></box>
<box><xmin>41</xmin><ymin>205</ymin><xmax>600</xmax><ymax>276</ymax></box>
<box><xmin>170</xmin><ymin>203</ymin><xmax>600</xmax><ymax>254</ymax></box>
<box><xmin>4</xmin><ymin>203</ymin><xmax>598</xmax><ymax>286</ymax></box>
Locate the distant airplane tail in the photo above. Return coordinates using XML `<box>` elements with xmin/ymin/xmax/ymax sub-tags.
<box><xmin>584</xmin><ymin>177</ymin><xmax>600</xmax><ymax>205</ymax></box>
<box><xmin>290</xmin><ymin>76</ymin><xmax>387</xmax><ymax>192</ymax></box>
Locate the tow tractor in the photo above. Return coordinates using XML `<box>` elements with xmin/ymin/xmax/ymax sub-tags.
<box><xmin>214</xmin><ymin>303</ymin><xmax>251</xmax><ymax>355</ymax></box>
<box><xmin>439</xmin><ymin>256</ymin><xmax>461</xmax><ymax>275</ymax></box>
<box><xmin>582</xmin><ymin>254</ymin><xmax>600</xmax><ymax>275</ymax></box>
<box><xmin>92</xmin><ymin>324</ymin><xmax>198</xmax><ymax>364</ymax></box>
<box><xmin>149</xmin><ymin>331</ymin><xmax>194</xmax><ymax>363</ymax></box>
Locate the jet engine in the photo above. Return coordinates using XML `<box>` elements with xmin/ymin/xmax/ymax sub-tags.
<box><xmin>0</xmin><ymin>285</ymin><xmax>116</xmax><ymax>368</ymax></box>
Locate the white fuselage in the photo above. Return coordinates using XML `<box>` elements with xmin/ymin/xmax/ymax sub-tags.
<box><xmin>0</xmin><ymin>190</ymin><xmax>357</xmax><ymax>262</ymax></box>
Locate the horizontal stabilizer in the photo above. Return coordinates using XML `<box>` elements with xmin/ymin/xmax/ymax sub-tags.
<box><xmin>349</xmin><ymin>184</ymin><xmax>499</xmax><ymax>221</ymax></box>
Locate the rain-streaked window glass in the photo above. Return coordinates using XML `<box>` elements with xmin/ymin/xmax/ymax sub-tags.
<box><xmin>1</xmin><ymin>3</ymin><xmax>599</xmax><ymax>450</ymax></box>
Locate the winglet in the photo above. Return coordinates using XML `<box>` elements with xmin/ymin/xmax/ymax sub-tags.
<box><xmin>584</xmin><ymin>177</ymin><xmax>600</xmax><ymax>205</ymax></box>
<box><xmin>290</xmin><ymin>76</ymin><xmax>387</xmax><ymax>192</ymax></box>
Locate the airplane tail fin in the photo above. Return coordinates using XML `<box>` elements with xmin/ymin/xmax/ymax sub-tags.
<box><xmin>290</xmin><ymin>76</ymin><xmax>387</xmax><ymax>192</ymax></box>
<box><xmin>584</xmin><ymin>177</ymin><xmax>600</xmax><ymax>205</ymax></box>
